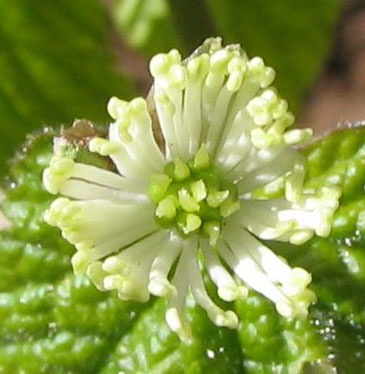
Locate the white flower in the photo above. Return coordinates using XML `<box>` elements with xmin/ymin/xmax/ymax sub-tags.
<box><xmin>43</xmin><ymin>38</ymin><xmax>340</xmax><ymax>342</ymax></box>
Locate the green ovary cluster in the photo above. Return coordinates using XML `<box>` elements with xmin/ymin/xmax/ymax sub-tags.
<box><xmin>148</xmin><ymin>146</ymin><xmax>240</xmax><ymax>245</ymax></box>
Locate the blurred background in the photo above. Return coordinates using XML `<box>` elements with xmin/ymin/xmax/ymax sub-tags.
<box><xmin>0</xmin><ymin>0</ymin><xmax>364</xmax><ymax>172</ymax></box>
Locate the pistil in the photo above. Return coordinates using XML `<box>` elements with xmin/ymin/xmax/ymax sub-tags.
<box><xmin>149</xmin><ymin>145</ymin><xmax>240</xmax><ymax>244</ymax></box>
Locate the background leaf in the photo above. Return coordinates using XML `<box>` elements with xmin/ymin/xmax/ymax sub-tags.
<box><xmin>111</xmin><ymin>0</ymin><xmax>184</xmax><ymax>55</ymax></box>
<box><xmin>1</xmin><ymin>126</ymin><xmax>365</xmax><ymax>373</ymax></box>
<box><xmin>275</xmin><ymin>125</ymin><xmax>365</xmax><ymax>372</ymax></box>
<box><xmin>0</xmin><ymin>0</ymin><xmax>136</xmax><ymax>173</ymax></box>
<box><xmin>111</xmin><ymin>0</ymin><xmax>341</xmax><ymax>112</ymax></box>
<box><xmin>203</xmin><ymin>0</ymin><xmax>341</xmax><ymax>112</ymax></box>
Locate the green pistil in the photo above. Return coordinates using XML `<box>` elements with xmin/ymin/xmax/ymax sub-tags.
<box><xmin>149</xmin><ymin>146</ymin><xmax>240</xmax><ymax>244</ymax></box>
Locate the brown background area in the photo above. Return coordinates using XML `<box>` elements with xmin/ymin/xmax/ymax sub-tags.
<box><xmin>298</xmin><ymin>0</ymin><xmax>365</xmax><ymax>133</ymax></box>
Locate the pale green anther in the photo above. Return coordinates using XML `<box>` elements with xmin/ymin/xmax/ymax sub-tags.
<box><xmin>148</xmin><ymin>275</ymin><xmax>177</xmax><ymax>298</ymax></box>
<box><xmin>75</xmin><ymin>240</ymin><xmax>93</xmax><ymax>252</ymax></box>
<box><xmin>51</xmin><ymin>157</ymin><xmax>74</xmax><ymax>174</ymax></box>
<box><xmin>285</xmin><ymin>162</ymin><xmax>305</xmax><ymax>203</ymax></box>
<box><xmin>178</xmin><ymin>189</ymin><xmax>200</xmax><ymax>212</ymax></box>
<box><xmin>317</xmin><ymin>209</ymin><xmax>333</xmax><ymax>237</ymax></box>
<box><xmin>247</xmin><ymin>56</ymin><xmax>264</xmax><ymax>75</ymax></box>
<box><xmin>227</xmin><ymin>71</ymin><xmax>244</xmax><ymax>92</ymax></box>
<box><xmin>44</xmin><ymin>157</ymin><xmax>75</xmax><ymax>194</ymax></box>
<box><xmin>173</xmin><ymin>159</ymin><xmax>190</xmax><ymax>181</ymax></box>
<box><xmin>193</xmin><ymin>145</ymin><xmax>210</xmax><ymax>170</ymax></box>
<box><xmin>72</xmin><ymin>251</ymin><xmax>90</xmax><ymax>275</ymax></box>
<box><xmin>207</xmin><ymin>190</ymin><xmax>229</xmax><ymax>208</ymax></box>
<box><xmin>86</xmin><ymin>261</ymin><xmax>109</xmax><ymax>290</ymax></box>
<box><xmin>130</xmin><ymin>97</ymin><xmax>147</xmax><ymax>114</ymax></box>
<box><xmin>203</xmin><ymin>221</ymin><xmax>221</xmax><ymax>246</ymax></box>
<box><xmin>150</xmin><ymin>49</ymin><xmax>181</xmax><ymax>77</ymax></box>
<box><xmin>299</xmin><ymin>289</ymin><xmax>317</xmax><ymax>305</ymax></box>
<box><xmin>43</xmin><ymin>210</ymin><xmax>55</xmax><ymax>226</ymax></box>
<box><xmin>49</xmin><ymin>197</ymin><xmax>69</xmax><ymax>215</ymax></box>
<box><xmin>45</xmin><ymin>198</ymin><xmax>73</xmax><ymax>226</ymax></box>
<box><xmin>267</xmin><ymin>120</ymin><xmax>286</xmax><ymax>137</ymax></box>
<box><xmin>107</xmin><ymin>96</ymin><xmax>129</xmax><ymax>120</ymax></box>
<box><xmin>103</xmin><ymin>256</ymin><xmax>124</xmax><ymax>273</ymax></box>
<box><xmin>247</xmin><ymin>97</ymin><xmax>271</xmax><ymax>126</ymax></box>
<box><xmin>190</xmin><ymin>180</ymin><xmax>207</xmax><ymax>202</ymax></box>
<box><xmin>273</xmin><ymin>99</ymin><xmax>288</xmax><ymax>119</ymax></box>
<box><xmin>156</xmin><ymin>196</ymin><xmax>177</xmax><ymax>220</ymax></box>
<box><xmin>105</xmin><ymin>274</ymin><xmax>128</xmax><ymax>292</ymax></box>
<box><xmin>289</xmin><ymin>230</ymin><xmax>314</xmax><ymax>245</ymax></box>
<box><xmin>168</xmin><ymin>64</ymin><xmax>186</xmax><ymax>88</ymax></box>
<box><xmin>261</xmin><ymin>89</ymin><xmax>277</xmax><ymax>105</ymax></box>
<box><xmin>118</xmin><ymin>119</ymin><xmax>133</xmax><ymax>142</ymax></box>
<box><xmin>227</xmin><ymin>56</ymin><xmax>247</xmax><ymax>74</ymax></box>
<box><xmin>289</xmin><ymin>268</ymin><xmax>312</xmax><ymax>290</ymax></box>
<box><xmin>181</xmin><ymin>213</ymin><xmax>202</xmax><ymax>234</ymax></box>
<box><xmin>220</xmin><ymin>199</ymin><xmax>241</xmax><ymax>218</ymax></box>
<box><xmin>208</xmin><ymin>309</ymin><xmax>238</xmax><ymax>329</ymax></box>
<box><xmin>272</xmin><ymin>220</ymin><xmax>297</xmax><ymax>237</ymax></box>
<box><xmin>261</xmin><ymin>66</ymin><xmax>276</xmax><ymax>88</ymax></box>
<box><xmin>256</xmin><ymin>113</ymin><xmax>272</xmax><ymax>127</ymax></box>
<box><xmin>210</xmin><ymin>49</ymin><xmax>231</xmax><ymax>72</ymax></box>
<box><xmin>89</xmin><ymin>137</ymin><xmax>120</xmax><ymax>156</ymax></box>
<box><xmin>187</xmin><ymin>54</ymin><xmax>210</xmax><ymax>80</ymax></box>
<box><xmin>64</xmin><ymin>230</ymin><xmax>83</xmax><ymax>245</ymax></box>
<box><xmin>283</xmin><ymin>128</ymin><xmax>313</xmax><ymax>145</ymax></box>
<box><xmin>149</xmin><ymin>174</ymin><xmax>172</xmax><ymax>203</ymax></box>
<box><xmin>227</xmin><ymin>56</ymin><xmax>246</xmax><ymax>91</ymax></box>
<box><xmin>60</xmin><ymin>203</ymin><xmax>80</xmax><ymax>223</ymax></box>
<box><xmin>218</xmin><ymin>285</ymin><xmax>248</xmax><ymax>302</ymax></box>
<box><xmin>247</xmin><ymin>57</ymin><xmax>276</xmax><ymax>88</ymax></box>
<box><xmin>150</xmin><ymin>54</ymin><xmax>170</xmax><ymax>76</ymax></box>
<box><xmin>118</xmin><ymin>279</ymin><xmax>145</xmax><ymax>301</ymax></box>
<box><xmin>271</xmin><ymin>113</ymin><xmax>295</xmax><ymax>133</ymax></box>
<box><xmin>250</xmin><ymin>128</ymin><xmax>272</xmax><ymax>149</ymax></box>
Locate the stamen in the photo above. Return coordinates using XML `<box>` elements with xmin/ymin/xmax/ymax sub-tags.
<box><xmin>188</xmin><ymin>245</ymin><xmax>238</xmax><ymax>329</ymax></box>
<box><xmin>201</xmin><ymin>240</ymin><xmax>247</xmax><ymax>301</ymax></box>
<box><xmin>148</xmin><ymin>234</ymin><xmax>182</xmax><ymax>297</ymax></box>
<box><xmin>166</xmin><ymin>242</ymin><xmax>192</xmax><ymax>343</ymax></box>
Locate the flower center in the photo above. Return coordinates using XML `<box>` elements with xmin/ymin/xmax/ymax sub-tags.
<box><xmin>148</xmin><ymin>146</ymin><xmax>240</xmax><ymax>245</ymax></box>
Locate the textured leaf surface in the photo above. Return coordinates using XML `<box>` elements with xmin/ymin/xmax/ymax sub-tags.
<box><xmin>1</xmin><ymin>127</ymin><xmax>365</xmax><ymax>372</ymax></box>
<box><xmin>279</xmin><ymin>126</ymin><xmax>365</xmax><ymax>372</ymax></box>
<box><xmin>0</xmin><ymin>0</ymin><xmax>135</xmax><ymax>173</ymax></box>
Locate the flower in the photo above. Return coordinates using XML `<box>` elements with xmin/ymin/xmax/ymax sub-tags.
<box><xmin>43</xmin><ymin>37</ymin><xmax>340</xmax><ymax>342</ymax></box>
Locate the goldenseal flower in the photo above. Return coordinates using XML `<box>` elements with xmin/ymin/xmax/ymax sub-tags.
<box><xmin>43</xmin><ymin>38</ymin><xmax>340</xmax><ymax>342</ymax></box>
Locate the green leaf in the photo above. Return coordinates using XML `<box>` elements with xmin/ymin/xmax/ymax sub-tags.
<box><xmin>0</xmin><ymin>131</ymin><xmax>244</xmax><ymax>373</ymax></box>
<box><xmin>305</xmin><ymin>127</ymin><xmax>365</xmax><ymax>372</ymax></box>
<box><xmin>102</xmin><ymin>299</ymin><xmax>243</xmax><ymax>374</ymax></box>
<box><xmin>0</xmin><ymin>0</ymin><xmax>136</xmax><ymax>173</ymax></box>
<box><xmin>0</xmin><ymin>129</ymin><xmax>328</xmax><ymax>373</ymax></box>
<box><xmin>111</xmin><ymin>0</ymin><xmax>184</xmax><ymax>55</ymax></box>
<box><xmin>111</xmin><ymin>1</ymin><xmax>340</xmax><ymax>113</ymax></box>
<box><xmin>1</xmin><ymin>125</ymin><xmax>365</xmax><ymax>372</ymax></box>
<box><xmin>203</xmin><ymin>0</ymin><xmax>341</xmax><ymax>111</ymax></box>
<box><xmin>0</xmin><ymin>132</ymin><xmax>245</xmax><ymax>373</ymax></box>
<box><xmin>276</xmin><ymin>126</ymin><xmax>365</xmax><ymax>372</ymax></box>
<box><xmin>235</xmin><ymin>295</ymin><xmax>328</xmax><ymax>374</ymax></box>
<box><xmin>0</xmin><ymin>132</ymin><xmax>147</xmax><ymax>373</ymax></box>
